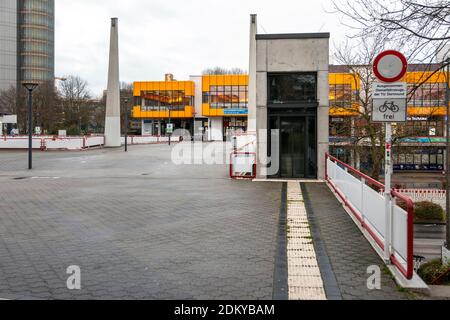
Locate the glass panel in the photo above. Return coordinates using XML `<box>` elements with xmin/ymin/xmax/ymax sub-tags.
<box><xmin>414</xmin><ymin>154</ymin><xmax>421</xmax><ymax>165</ymax></box>
<box><xmin>430</xmin><ymin>154</ymin><xmax>437</xmax><ymax>164</ymax></box>
<box><xmin>292</xmin><ymin>119</ymin><xmax>305</xmax><ymax>178</ymax></box>
<box><xmin>280</xmin><ymin>119</ymin><xmax>293</xmax><ymax>178</ymax></box>
<box><xmin>269</xmin><ymin>73</ymin><xmax>317</xmax><ymax>103</ymax></box>
<box><xmin>308</xmin><ymin>117</ymin><xmax>317</xmax><ymax>178</ymax></box>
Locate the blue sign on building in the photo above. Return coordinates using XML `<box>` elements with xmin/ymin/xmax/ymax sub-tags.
<box><xmin>223</xmin><ymin>109</ymin><xmax>248</xmax><ymax>115</ymax></box>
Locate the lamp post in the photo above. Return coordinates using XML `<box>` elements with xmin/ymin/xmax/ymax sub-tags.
<box><xmin>22</xmin><ymin>82</ymin><xmax>39</xmax><ymax>170</ymax></box>
<box><xmin>168</xmin><ymin>109</ymin><xmax>172</xmax><ymax>146</ymax></box>
<box><xmin>124</xmin><ymin>98</ymin><xmax>129</xmax><ymax>152</ymax></box>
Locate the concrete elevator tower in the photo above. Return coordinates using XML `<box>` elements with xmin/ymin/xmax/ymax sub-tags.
<box><xmin>104</xmin><ymin>18</ymin><xmax>121</xmax><ymax>147</ymax></box>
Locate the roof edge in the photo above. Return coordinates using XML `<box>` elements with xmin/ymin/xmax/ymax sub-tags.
<box><xmin>256</xmin><ymin>33</ymin><xmax>330</xmax><ymax>40</ymax></box>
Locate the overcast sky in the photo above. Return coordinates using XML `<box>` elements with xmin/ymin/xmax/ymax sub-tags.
<box><xmin>55</xmin><ymin>0</ymin><xmax>350</xmax><ymax>97</ymax></box>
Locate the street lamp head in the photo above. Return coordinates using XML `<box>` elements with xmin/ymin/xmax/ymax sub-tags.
<box><xmin>22</xmin><ymin>82</ymin><xmax>39</xmax><ymax>91</ymax></box>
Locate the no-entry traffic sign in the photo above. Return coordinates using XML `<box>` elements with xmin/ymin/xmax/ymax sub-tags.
<box><xmin>373</xmin><ymin>50</ymin><xmax>408</xmax><ymax>83</ymax></box>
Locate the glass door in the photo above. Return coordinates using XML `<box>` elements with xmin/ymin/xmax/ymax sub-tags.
<box><xmin>269</xmin><ymin>115</ymin><xmax>317</xmax><ymax>179</ymax></box>
<box><xmin>280</xmin><ymin>117</ymin><xmax>306</xmax><ymax>178</ymax></box>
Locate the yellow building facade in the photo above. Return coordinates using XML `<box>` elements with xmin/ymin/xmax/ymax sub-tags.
<box><xmin>133</xmin><ymin>74</ymin><xmax>249</xmax><ymax>140</ymax></box>
<box><xmin>132</xmin><ymin>67</ymin><xmax>448</xmax><ymax>151</ymax></box>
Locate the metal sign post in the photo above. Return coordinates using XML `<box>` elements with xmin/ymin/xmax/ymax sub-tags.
<box><xmin>372</xmin><ymin>50</ymin><xmax>408</xmax><ymax>263</ymax></box>
<box><xmin>384</xmin><ymin>123</ymin><xmax>392</xmax><ymax>262</ymax></box>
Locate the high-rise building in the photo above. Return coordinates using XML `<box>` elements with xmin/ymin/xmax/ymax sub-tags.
<box><xmin>0</xmin><ymin>0</ymin><xmax>55</xmax><ymax>92</ymax></box>
<box><xmin>0</xmin><ymin>0</ymin><xmax>18</xmax><ymax>91</ymax></box>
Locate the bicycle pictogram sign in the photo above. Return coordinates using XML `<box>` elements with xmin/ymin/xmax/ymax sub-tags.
<box><xmin>379</xmin><ymin>101</ymin><xmax>400</xmax><ymax>113</ymax></box>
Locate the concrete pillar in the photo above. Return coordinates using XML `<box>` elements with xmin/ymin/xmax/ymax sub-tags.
<box><xmin>158</xmin><ymin>120</ymin><xmax>161</xmax><ymax>136</ymax></box>
<box><xmin>248</xmin><ymin>14</ymin><xmax>257</xmax><ymax>133</ymax></box>
<box><xmin>104</xmin><ymin>18</ymin><xmax>121</xmax><ymax>147</ymax></box>
<box><xmin>317</xmin><ymin>70</ymin><xmax>330</xmax><ymax>180</ymax></box>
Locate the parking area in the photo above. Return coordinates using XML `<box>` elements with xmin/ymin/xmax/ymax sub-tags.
<box><xmin>0</xmin><ymin>143</ymin><xmax>282</xmax><ymax>299</ymax></box>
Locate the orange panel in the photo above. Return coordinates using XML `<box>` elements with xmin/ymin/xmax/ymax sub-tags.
<box><xmin>202</xmin><ymin>103</ymin><xmax>209</xmax><ymax>117</ymax></box>
<box><xmin>240</xmin><ymin>75</ymin><xmax>249</xmax><ymax>85</ymax></box>
<box><xmin>329</xmin><ymin>73</ymin><xmax>360</xmax><ymax>90</ymax></box>
<box><xmin>202</xmin><ymin>76</ymin><xmax>210</xmax><ymax>91</ymax></box>
<box><xmin>408</xmin><ymin>107</ymin><xmax>447</xmax><ymax>116</ymax></box>
<box><xmin>405</xmin><ymin>72</ymin><xmax>447</xmax><ymax>84</ymax></box>
<box><xmin>212</xmin><ymin>75</ymin><xmax>218</xmax><ymax>86</ymax></box>
<box><xmin>228</xmin><ymin>75</ymin><xmax>234</xmax><ymax>85</ymax></box>
<box><xmin>329</xmin><ymin>107</ymin><xmax>359</xmax><ymax>116</ymax></box>
<box><xmin>232</xmin><ymin>75</ymin><xmax>239</xmax><ymax>86</ymax></box>
<box><xmin>185</xmin><ymin>82</ymin><xmax>194</xmax><ymax>96</ymax></box>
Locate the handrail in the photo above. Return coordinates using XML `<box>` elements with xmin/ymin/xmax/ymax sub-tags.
<box><xmin>236</xmin><ymin>139</ymin><xmax>256</xmax><ymax>152</ymax></box>
<box><xmin>326</xmin><ymin>153</ymin><xmax>384</xmax><ymax>190</ymax></box>
<box><xmin>326</xmin><ymin>153</ymin><xmax>415</xmax><ymax>280</ymax></box>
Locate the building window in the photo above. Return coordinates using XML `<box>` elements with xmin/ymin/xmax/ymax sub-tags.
<box><xmin>408</xmin><ymin>82</ymin><xmax>446</xmax><ymax>108</ymax></box>
<box><xmin>268</xmin><ymin>73</ymin><xmax>317</xmax><ymax>103</ymax></box>
<box><xmin>330</xmin><ymin>117</ymin><xmax>352</xmax><ymax>136</ymax></box>
<box><xmin>141</xmin><ymin>90</ymin><xmax>193</xmax><ymax>112</ymax></box>
<box><xmin>330</xmin><ymin>84</ymin><xmax>353</xmax><ymax>108</ymax></box>
<box><xmin>205</xmin><ymin>85</ymin><xmax>248</xmax><ymax>109</ymax></box>
<box><xmin>396</xmin><ymin>117</ymin><xmax>444</xmax><ymax>137</ymax></box>
<box><xmin>393</xmin><ymin>147</ymin><xmax>445</xmax><ymax>171</ymax></box>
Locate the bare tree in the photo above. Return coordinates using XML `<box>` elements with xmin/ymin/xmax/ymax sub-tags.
<box><xmin>332</xmin><ymin>0</ymin><xmax>450</xmax><ymax>63</ymax></box>
<box><xmin>202</xmin><ymin>67</ymin><xmax>246</xmax><ymax>75</ymax></box>
<box><xmin>0</xmin><ymin>86</ymin><xmax>17</xmax><ymax>115</ymax></box>
<box><xmin>1</xmin><ymin>83</ymin><xmax>60</xmax><ymax>134</ymax></box>
<box><xmin>333</xmin><ymin>36</ymin><xmax>439</xmax><ymax>180</ymax></box>
<box><xmin>58</xmin><ymin>75</ymin><xmax>92</xmax><ymax>135</ymax></box>
<box><xmin>33</xmin><ymin>81</ymin><xmax>61</xmax><ymax>134</ymax></box>
<box><xmin>120</xmin><ymin>82</ymin><xmax>133</xmax><ymax>135</ymax></box>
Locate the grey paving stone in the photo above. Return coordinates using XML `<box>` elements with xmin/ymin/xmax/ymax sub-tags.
<box><xmin>0</xmin><ymin>144</ymin><xmax>281</xmax><ymax>300</ymax></box>
<box><xmin>301</xmin><ymin>183</ymin><xmax>409</xmax><ymax>300</ymax></box>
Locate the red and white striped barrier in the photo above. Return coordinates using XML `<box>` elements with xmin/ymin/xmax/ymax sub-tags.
<box><xmin>0</xmin><ymin>135</ymin><xmax>184</xmax><ymax>151</ymax></box>
<box><xmin>394</xmin><ymin>189</ymin><xmax>446</xmax><ymax>209</ymax></box>
<box><xmin>230</xmin><ymin>135</ymin><xmax>257</xmax><ymax>179</ymax></box>
<box><xmin>0</xmin><ymin>135</ymin><xmax>105</xmax><ymax>150</ymax></box>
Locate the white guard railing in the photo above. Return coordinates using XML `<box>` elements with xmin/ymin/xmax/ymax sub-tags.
<box><xmin>326</xmin><ymin>153</ymin><xmax>414</xmax><ymax>280</ymax></box>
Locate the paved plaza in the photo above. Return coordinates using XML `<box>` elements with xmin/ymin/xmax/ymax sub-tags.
<box><xmin>0</xmin><ymin>143</ymin><xmax>282</xmax><ymax>299</ymax></box>
<box><xmin>0</xmin><ymin>143</ymin><xmax>414</xmax><ymax>300</ymax></box>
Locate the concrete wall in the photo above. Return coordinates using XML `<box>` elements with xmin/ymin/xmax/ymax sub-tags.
<box><xmin>0</xmin><ymin>0</ymin><xmax>17</xmax><ymax>91</ymax></box>
<box><xmin>254</xmin><ymin>34</ymin><xmax>330</xmax><ymax>179</ymax></box>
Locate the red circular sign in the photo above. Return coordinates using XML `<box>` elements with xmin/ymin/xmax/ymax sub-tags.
<box><xmin>373</xmin><ymin>50</ymin><xmax>408</xmax><ymax>83</ymax></box>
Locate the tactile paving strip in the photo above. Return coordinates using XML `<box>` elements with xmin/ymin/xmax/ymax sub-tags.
<box><xmin>286</xmin><ymin>182</ymin><xmax>327</xmax><ymax>300</ymax></box>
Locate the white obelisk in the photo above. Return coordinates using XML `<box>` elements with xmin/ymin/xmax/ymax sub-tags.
<box><xmin>248</xmin><ymin>14</ymin><xmax>257</xmax><ymax>134</ymax></box>
<box><xmin>104</xmin><ymin>18</ymin><xmax>121</xmax><ymax>147</ymax></box>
